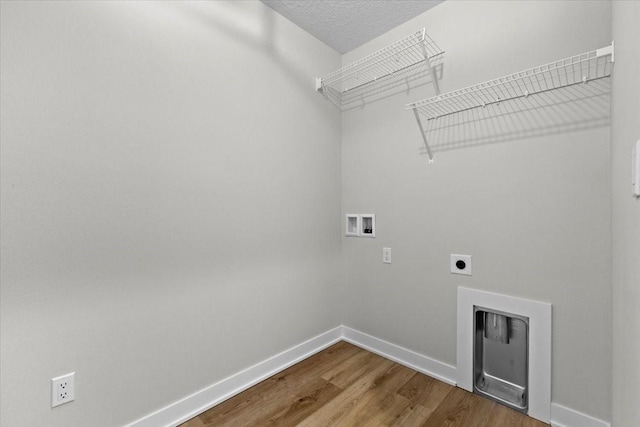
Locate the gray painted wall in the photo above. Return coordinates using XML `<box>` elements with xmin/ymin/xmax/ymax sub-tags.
<box><xmin>612</xmin><ymin>2</ymin><xmax>640</xmax><ymax>426</ymax></box>
<box><xmin>0</xmin><ymin>2</ymin><xmax>342</xmax><ymax>426</ymax></box>
<box><xmin>341</xmin><ymin>0</ymin><xmax>612</xmax><ymax>421</ymax></box>
<box><xmin>2</xmin><ymin>1</ymin><xmax>634</xmax><ymax>426</ymax></box>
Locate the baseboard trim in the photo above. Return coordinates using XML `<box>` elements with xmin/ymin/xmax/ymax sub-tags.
<box><xmin>126</xmin><ymin>325</ymin><xmax>610</xmax><ymax>427</ymax></box>
<box><xmin>341</xmin><ymin>326</ymin><xmax>457</xmax><ymax>386</ymax></box>
<box><xmin>551</xmin><ymin>403</ymin><xmax>611</xmax><ymax>427</ymax></box>
<box><xmin>125</xmin><ymin>326</ymin><xmax>343</xmax><ymax>427</ymax></box>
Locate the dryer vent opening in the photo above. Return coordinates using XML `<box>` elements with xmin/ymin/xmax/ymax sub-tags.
<box><xmin>473</xmin><ymin>306</ymin><xmax>529</xmax><ymax>413</ymax></box>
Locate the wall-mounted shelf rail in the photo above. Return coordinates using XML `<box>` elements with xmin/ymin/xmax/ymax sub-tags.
<box><xmin>406</xmin><ymin>43</ymin><xmax>614</xmax><ymax>164</ymax></box>
<box><xmin>316</xmin><ymin>28</ymin><xmax>444</xmax><ymax>110</ymax></box>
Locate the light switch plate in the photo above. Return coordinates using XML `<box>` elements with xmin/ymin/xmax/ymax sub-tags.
<box><xmin>345</xmin><ymin>214</ymin><xmax>360</xmax><ymax>236</ymax></box>
<box><xmin>633</xmin><ymin>140</ymin><xmax>640</xmax><ymax>197</ymax></box>
<box><xmin>383</xmin><ymin>247</ymin><xmax>391</xmax><ymax>264</ymax></box>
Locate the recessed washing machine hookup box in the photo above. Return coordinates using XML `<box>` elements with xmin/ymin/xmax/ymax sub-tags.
<box><xmin>345</xmin><ymin>214</ymin><xmax>360</xmax><ymax>237</ymax></box>
<box><xmin>360</xmin><ymin>214</ymin><xmax>375</xmax><ymax>238</ymax></box>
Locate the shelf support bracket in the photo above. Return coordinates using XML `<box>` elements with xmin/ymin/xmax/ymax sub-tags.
<box><xmin>420</xmin><ymin>43</ymin><xmax>440</xmax><ymax>96</ymax></box>
<box><xmin>412</xmin><ymin>109</ymin><xmax>434</xmax><ymax>164</ymax></box>
<box><xmin>596</xmin><ymin>41</ymin><xmax>614</xmax><ymax>62</ymax></box>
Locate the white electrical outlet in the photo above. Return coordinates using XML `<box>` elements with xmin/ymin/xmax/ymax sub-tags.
<box><xmin>383</xmin><ymin>247</ymin><xmax>392</xmax><ymax>264</ymax></box>
<box><xmin>51</xmin><ymin>372</ymin><xmax>75</xmax><ymax>407</ymax></box>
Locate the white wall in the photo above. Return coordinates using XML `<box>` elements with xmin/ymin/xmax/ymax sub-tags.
<box><xmin>0</xmin><ymin>2</ymin><xmax>341</xmax><ymax>426</ymax></box>
<box><xmin>2</xmin><ymin>1</ymin><xmax>630</xmax><ymax>426</ymax></box>
<box><xmin>341</xmin><ymin>0</ymin><xmax>612</xmax><ymax>422</ymax></box>
<box><xmin>611</xmin><ymin>2</ymin><xmax>640</xmax><ymax>426</ymax></box>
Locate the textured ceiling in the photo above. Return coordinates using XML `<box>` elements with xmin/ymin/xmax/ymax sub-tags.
<box><xmin>260</xmin><ymin>0</ymin><xmax>444</xmax><ymax>54</ymax></box>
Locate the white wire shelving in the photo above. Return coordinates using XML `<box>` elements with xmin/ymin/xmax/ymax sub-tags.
<box><xmin>406</xmin><ymin>43</ymin><xmax>615</xmax><ymax>164</ymax></box>
<box><xmin>316</xmin><ymin>28</ymin><xmax>444</xmax><ymax>110</ymax></box>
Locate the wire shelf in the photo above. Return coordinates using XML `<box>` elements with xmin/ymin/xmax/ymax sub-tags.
<box><xmin>406</xmin><ymin>43</ymin><xmax>614</xmax><ymax>163</ymax></box>
<box><xmin>316</xmin><ymin>28</ymin><xmax>444</xmax><ymax>109</ymax></box>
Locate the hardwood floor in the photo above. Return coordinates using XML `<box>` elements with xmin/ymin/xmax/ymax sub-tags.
<box><xmin>179</xmin><ymin>341</ymin><xmax>548</xmax><ymax>427</ymax></box>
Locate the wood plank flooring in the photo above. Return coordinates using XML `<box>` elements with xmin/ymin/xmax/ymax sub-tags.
<box><xmin>179</xmin><ymin>341</ymin><xmax>548</xmax><ymax>427</ymax></box>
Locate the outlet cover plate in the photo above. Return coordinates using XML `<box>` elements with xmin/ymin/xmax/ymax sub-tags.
<box><xmin>451</xmin><ymin>254</ymin><xmax>472</xmax><ymax>275</ymax></box>
<box><xmin>51</xmin><ymin>372</ymin><xmax>75</xmax><ymax>407</ymax></box>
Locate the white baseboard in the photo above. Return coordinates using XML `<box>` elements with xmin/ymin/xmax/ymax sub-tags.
<box><xmin>126</xmin><ymin>325</ymin><xmax>610</xmax><ymax>427</ymax></box>
<box><xmin>125</xmin><ymin>326</ymin><xmax>343</xmax><ymax>427</ymax></box>
<box><xmin>341</xmin><ymin>326</ymin><xmax>457</xmax><ymax>386</ymax></box>
<box><xmin>551</xmin><ymin>403</ymin><xmax>611</xmax><ymax>427</ymax></box>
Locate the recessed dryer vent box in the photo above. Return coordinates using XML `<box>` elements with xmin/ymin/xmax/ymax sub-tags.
<box><xmin>474</xmin><ymin>307</ymin><xmax>529</xmax><ymax>413</ymax></box>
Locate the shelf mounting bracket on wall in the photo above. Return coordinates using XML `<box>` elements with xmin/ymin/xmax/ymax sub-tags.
<box><xmin>412</xmin><ymin>108</ymin><xmax>435</xmax><ymax>164</ymax></box>
<box><xmin>420</xmin><ymin>39</ymin><xmax>441</xmax><ymax>97</ymax></box>
<box><xmin>414</xmin><ymin>35</ymin><xmax>440</xmax><ymax>164</ymax></box>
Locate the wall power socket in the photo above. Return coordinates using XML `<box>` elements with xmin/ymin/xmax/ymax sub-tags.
<box><xmin>51</xmin><ymin>372</ymin><xmax>75</xmax><ymax>407</ymax></box>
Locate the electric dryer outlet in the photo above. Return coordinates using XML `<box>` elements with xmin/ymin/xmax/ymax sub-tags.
<box><xmin>451</xmin><ymin>254</ymin><xmax>472</xmax><ymax>275</ymax></box>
